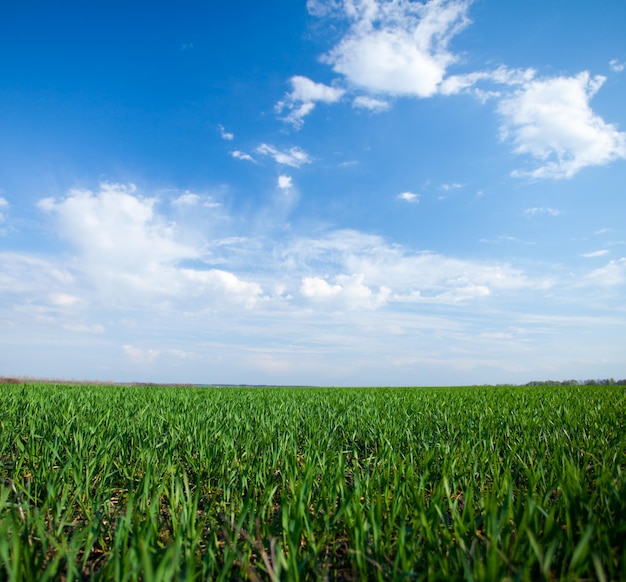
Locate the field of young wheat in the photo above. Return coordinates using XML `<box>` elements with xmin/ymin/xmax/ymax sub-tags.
<box><xmin>1</xmin><ymin>383</ymin><xmax>625</xmax><ymax>581</ymax></box>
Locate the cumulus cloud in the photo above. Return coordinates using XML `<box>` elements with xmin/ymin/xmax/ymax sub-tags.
<box><xmin>277</xmin><ymin>175</ymin><xmax>293</xmax><ymax>190</ymax></box>
<box><xmin>301</xmin><ymin>273</ymin><xmax>391</xmax><ymax>310</ymax></box>
<box><xmin>180</xmin><ymin>268</ymin><xmax>262</xmax><ymax>308</ymax></box>
<box><xmin>398</xmin><ymin>191</ymin><xmax>419</xmax><ymax>203</ymax></box>
<box><xmin>298</xmin><ymin>3</ymin><xmax>626</xmax><ymax>184</ymax></box>
<box><xmin>498</xmin><ymin>72</ymin><xmax>626</xmax><ymax>179</ymax></box>
<box><xmin>38</xmin><ymin>182</ymin><xmax>195</xmax><ymax>274</ymax></box>
<box><xmin>37</xmin><ymin>183</ymin><xmax>263</xmax><ymax>307</ymax></box>
<box><xmin>524</xmin><ymin>207</ymin><xmax>560</xmax><ymax>216</ymax></box>
<box><xmin>256</xmin><ymin>143</ymin><xmax>312</xmax><ymax>167</ymax></box>
<box><xmin>282</xmin><ymin>228</ymin><xmax>544</xmax><ymax>308</ymax></box>
<box><xmin>352</xmin><ymin>95</ymin><xmax>390</xmax><ymax>112</ymax></box>
<box><xmin>319</xmin><ymin>0</ymin><xmax>472</xmax><ymax>97</ymax></box>
<box><xmin>276</xmin><ymin>76</ymin><xmax>345</xmax><ymax>128</ymax></box>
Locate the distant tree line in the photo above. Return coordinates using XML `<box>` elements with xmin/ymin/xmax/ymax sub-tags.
<box><xmin>525</xmin><ymin>378</ymin><xmax>626</xmax><ymax>386</ymax></box>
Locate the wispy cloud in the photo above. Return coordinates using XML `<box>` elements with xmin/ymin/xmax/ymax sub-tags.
<box><xmin>352</xmin><ymin>95</ymin><xmax>390</xmax><ymax>112</ymax></box>
<box><xmin>0</xmin><ymin>196</ymin><xmax>8</xmax><ymax>233</ymax></box>
<box><xmin>172</xmin><ymin>192</ymin><xmax>201</xmax><ymax>206</ymax></box>
<box><xmin>230</xmin><ymin>150</ymin><xmax>255</xmax><ymax>162</ymax></box>
<box><xmin>276</xmin><ymin>76</ymin><xmax>345</xmax><ymax>128</ymax></box>
<box><xmin>584</xmin><ymin>258</ymin><xmax>626</xmax><ymax>286</ymax></box>
<box><xmin>50</xmin><ymin>293</ymin><xmax>84</xmax><ymax>307</ymax></box>
<box><xmin>524</xmin><ymin>207</ymin><xmax>560</xmax><ymax>216</ymax></box>
<box><xmin>256</xmin><ymin>144</ymin><xmax>312</xmax><ymax>167</ymax></box>
<box><xmin>217</xmin><ymin>124</ymin><xmax>234</xmax><ymax>140</ymax></box>
<box><xmin>440</xmin><ymin>182</ymin><xmax>463</xmax><ymax>191</ymax></box>
<box><xmin>609</xmin><ymin>59</ymin><xmax>625</xmax><ymax>73</ymax></box>
<box><xmin>582</xmin><ymin>250</ymin><xmax>609</xmax><ymax>258</ymax></box>
<box><xmin>171</xmin><ymin>192</ymin><xmax>222</xmax><ymax>209</ymax></box>
<box><xmin>480</xmin><ymin>235</ymin><xmax>522</xmax><ymax>244</ymax></box>
<box><xmin>123</xmin><ymin>344</ymin><xmax>160</xmax><ymax>364</ymax></box>
<box><xmin>439</xmin><ymin>65</ymin><xmax>535</xmax><ymax>97</ymax></box>
<box><xmin>63</xmin><ymin>323</ymin><xmax>105</xmax><ymax>334</ymax></box>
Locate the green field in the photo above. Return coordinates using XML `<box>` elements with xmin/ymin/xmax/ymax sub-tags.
<box><xmin>1</xmin><ymin>383</ymin><xmax>625</xmax><ymax>581</ymax></box>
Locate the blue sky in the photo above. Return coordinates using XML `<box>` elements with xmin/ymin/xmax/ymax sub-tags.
<box><xmin>1</xmin><ymin>0</ymin><xmax>625</xmax><ymax>385</ymax></box>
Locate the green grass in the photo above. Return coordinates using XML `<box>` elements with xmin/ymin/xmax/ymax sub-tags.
<box><xmin>1</xmin><ymin>383</ymin><xmax>625</xmax><ymax>580</ymax></box>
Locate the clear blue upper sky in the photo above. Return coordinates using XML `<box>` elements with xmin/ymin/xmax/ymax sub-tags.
<box><xmin>1</xmin><ymin>0</ymin><xmax>625</xmax><ymax>385</ymax></box>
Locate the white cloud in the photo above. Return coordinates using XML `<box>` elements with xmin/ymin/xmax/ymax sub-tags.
<box><xmin>277</xmin><ymin>175</ymin><xmax>293</xmax><ymax>190</ymax></box>
<box><xmin>283</xmin><ymin>229</ymin><xmax>543</xmax><ymax>308</ymax></box>
<box><xmin>123</xmin><ymin>344</ymin><xmax>160</xmax><ymax>364</ymax></box>
<box><xmin>217</xmin><ymin>124</ymin><xmax>234</xmax><ymax>140</ymax></box>
<box><xmin>123</xmin><ymin>345</ymin><xmax>204</xmax><ymax>365</ymax></box>
<box><xmin>180</xmin><ymin>268</ymin><xmax>262</xmax><ymax>308</ymax></box>
<box><xmin>0</xmin><ymin>252</ymin><xmax>74</xmax><ymax>294</ymax></box>
<box><xmin>172</xmin><ymin>192</ymin><xmax>201</xmax><ymax>206</ymax></box>
<box><xmin>276</xmin><ymin>76</ymin><xmax>345</xmax><ymax>128</ymax></box>
<box><xmin>320</xmin><ymin>0</ymin><xmax>472</xmax><ymax>97</ymax></box>
<box><xmin>63</xmin><ymin>323</ymin><xmax>105</xmax><ymax>334</ymax></box>
<box><xmin>171</xmin><ymin>192</ymin><xmax>222</xmax><ymax>209</ymax></box>
<box><xmin>584</xmin><ymin>258</ymin><xmax>626</xmax><ymax>286</ymax></box>
<box><xmin>307</xmin><ymin>0</ymin><xmax>342</xmax><ymax>17</ymax></box>
<box><xmin>480</xmin><ymin>235</ymin><xmax>522</xmax><ymax>244</ymax></box>
<box><xmin>37</xmin><ymin>183</ymin><xmax>263</xmax><ymax>307</ymax></box>
<box><xmin>524</xmin><ymin>207</ymin><xmax>560</xmax><ymax>216</ymax></box>
<box><xmin>498</xmin><ymin>72</ymin><xmax>626</xmax><ymax>179</ymax></box>
<box><xmin>439</xmin><ymin>65</ymin><xmax>536</xmax><ymax>97</ymax></box>
<box><xmin>440</xmin><ymin>182</ymin><xmax>463</xmax><ymax>191</ymax></box>
<box><xmin>594</xmin><ymin>228</ymin><xmax>611</xmax><ymax>235</ymax></box>
<box><xmin>353</xmin><ymin>95</ymin><xmax>390</xmax><ymax>112</ymax></box>
<box><xmin>398</xmin><ymin>191</ymin><xmax>419</xmax><ymax>203</ymax></box>
<box><xmin>609</xmin><ymin>59</ymin><xmax>625</xmax><ymax>73</ymax></box>
<box><xmin>0</xmin><ymin>197</ymin><xmax>8</xmax><ymax>228</ymax></box>
<box><xmin>301</xmin><ymin>273</ymin><xmax>391</xmax><ymax>310</ymax></box>
<box><xmin>230</xmin><ymin>150</ymin><xmax>255</xmax><ymax>162</ymax></box>
<box><xmin>582</xmin><ymin>250</ymin><xmax>609</xmax><ymax>258</ymax></box>
<box><xmin>256</xmin><ymin>143</ymin><xmax>312</xmax><ymax>167</ymax></box>
<box><xmin>50</xmin><ymin>293</ymin><xmax>83</xmax><ymax>307</ymax></box>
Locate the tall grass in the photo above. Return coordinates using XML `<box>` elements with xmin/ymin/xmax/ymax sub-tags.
<box><xmin>1</xmin><ymin>383</ymin><xmax>625</xmax><ymax>580</ymax></box>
